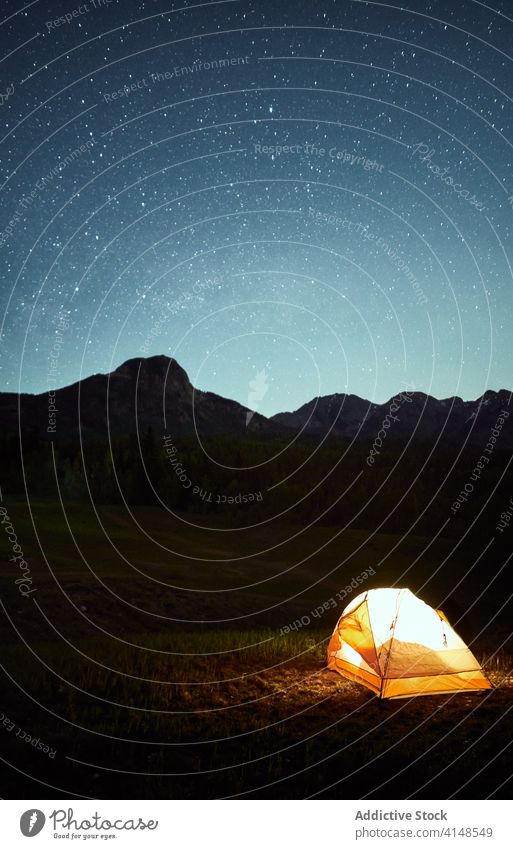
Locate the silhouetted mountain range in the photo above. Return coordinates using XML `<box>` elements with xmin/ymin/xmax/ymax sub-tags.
<box><xmin>271</xmin><ymin>388</ymin><xmax>513</xmax><ymax>447</ymax></box>
<box><xmin>0</xmin><ymin>355</ymin><xmax>511</xmax><ymax>447</ymax></box>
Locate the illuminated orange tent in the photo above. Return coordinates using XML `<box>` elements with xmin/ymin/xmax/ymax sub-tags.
<box><xmin>327</xmin><ymin>588</ymin><xmax>491</xmax><ymax>699</ymax></box>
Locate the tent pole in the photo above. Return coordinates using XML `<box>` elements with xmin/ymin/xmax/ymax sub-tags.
<box><xmin>380</xmin><ymin>589</ymin><xmax>404</xmax><ymax>701</ymax></box>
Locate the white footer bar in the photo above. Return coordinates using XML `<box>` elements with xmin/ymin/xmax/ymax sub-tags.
<box><xmin>1</xmin><ymin>799</ymin><xmax>509</xmax><ymax>847</ymax></box>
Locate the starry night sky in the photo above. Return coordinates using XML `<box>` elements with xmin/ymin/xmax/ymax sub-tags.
<box><xmin>1</xmin><ymin>0</ymin><xmax>512</xmax><ymax>416</ymax></box>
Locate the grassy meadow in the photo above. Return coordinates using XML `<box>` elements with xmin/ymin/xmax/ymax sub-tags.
<box><xmin>1</xmin><ymin>497</ymin><xmax>512</xmax><ymax>799</ymax></box>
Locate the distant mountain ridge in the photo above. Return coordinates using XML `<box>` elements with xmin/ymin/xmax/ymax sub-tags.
<box><xmin>270</xmin><ymin>388</ymin><xmax>513</xmax><ymax>446</ymax></box>
<box><xmin>0</xmin><ymin>355</ymin><xmax>511</xmax><ymax>447</ymax></box>
<box><xmin>0</xmin><ymin>356</ymin><xmax>274</xmax><ymax>440</ymax></box>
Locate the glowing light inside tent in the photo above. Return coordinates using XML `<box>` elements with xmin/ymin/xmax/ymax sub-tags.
<box><xmin>327</xmin><ymin>587</ymin><xmax>492</xmax><ymax>699</ymax></box>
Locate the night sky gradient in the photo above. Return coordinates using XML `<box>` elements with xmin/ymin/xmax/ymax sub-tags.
<box><xmin>1</xmin><ymin>0</ymin><xmax>512</xmax><ymax>416</ymax></box>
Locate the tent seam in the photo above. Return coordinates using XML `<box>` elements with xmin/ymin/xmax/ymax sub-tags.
<box><xmin>380</xmin><ymin>588</ymin><xmax>405</xmax><ymax>699</ymax></box>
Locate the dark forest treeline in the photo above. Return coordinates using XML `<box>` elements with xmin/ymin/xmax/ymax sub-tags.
<box><xmin>1</xmin><ymin>427</ymin><xmax>512</xmax><ymax>538</ymax></box>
